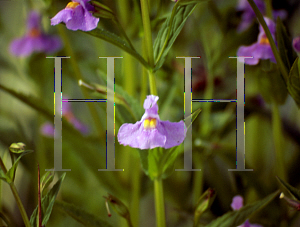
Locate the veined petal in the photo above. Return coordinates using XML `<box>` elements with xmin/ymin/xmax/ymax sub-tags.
<box><xmin>51</xmin><ymin>9</ymin><xmax>73</xmax><ymax>26</ymax></box>
<box><xmin>117</xmin><ymin>121</ymin><xmax>167</xmax><ymax>149</ymax></box>
<box><xmin>64</xmin><ymin>5</ymin><xmax>99</xmax><ymax>31</ymax></box>
<box><xmin>157</xmin><ymin>120</ymin><xmax>186</xmax><ymax>149</ymax></box>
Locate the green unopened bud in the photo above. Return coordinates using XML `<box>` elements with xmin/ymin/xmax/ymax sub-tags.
<box><xmin>280</xmin><ymin>192</ymin><xmax>300</xmax><ymax>211</ymax></box>
<box><xmin>90</xmin><ymin>1</ymin><xmax>115</xmax><ymax>19</ymax></box>
<box><xmin>194</xmin><ymin>188</ymin><xmax>216</xmax><ymax>226</ymax></box>
<box><xmin>9</xmin><ymin>142</ymin><xmax>26</xmax><ymax>153</ymax></box>
<box><xmin>104</xmin><ymin>194</ymin><xmax>130</xmax><ymax>219</ymax></box>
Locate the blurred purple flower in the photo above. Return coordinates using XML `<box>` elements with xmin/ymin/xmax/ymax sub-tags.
<box><xmin>237</xmin><ymin>0</ymin><xmax>286</xmax><ymax>32</ymax></box>
<box><xmin>231</xmin><ymin>195</ymin><xmax>263</xmax><ymax>227</ymax></box>
<box><xmin>237</xmin><ymin>17</ymin><xmax>276</xmax><ymax>65</ymax></box>
<box><xmin>10</xmin><ymin>11</ymin><xmax>62</xmax><ymax>57</ymax></box>
<box><xmin>117</xmin><ymin>95</ymin><xmax>186</xmax><ymax>150</ymax></box>
<box><xmin>41</xmin><ymin>99</ymin><xmax>89</xmax><ymax>137</ymax></box>
<box><xmin>293</xmin><ymin>36</ymin><xmax>300</xmax><ymax>53</ymax></box>
<box><xmin>51</xmin><ymin>0</ymin><xmax>99</xmax><ymax>31</ymax></box>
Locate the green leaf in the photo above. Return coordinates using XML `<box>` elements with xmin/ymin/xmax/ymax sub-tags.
<box><xmin>177</xmin><ymin>0</ymin><xmax>210</xmax><ymax>5</ymax></box>
<box><xmin>276</xmin><ymin>17</ymin><xmax>297</xmax><ymax>72</ymax></box>
<box><xmin>40</xmin><ymin>171</ymin><xmax>54</xmax><ymax>194</ymax></box>
<box><xmin>287</xmin><ymin>57</ymin><xmax>300</xmax><ymax>108</ymax></box>
<box><xmin>0</xmin><ymin>169</ymin><xmax>8</xmax><ymax>182</ymax></box>
<box><xmin>30</xmin><ymin>173</ymin><xmax>66</xmax><ymax>227</ymax></box>
<box><xmin>138</xmin><ymin>149</ymin><xmax>149</xmax><ymax>176</ymax></box>
<box><xmin>153</xmin><ymin>3</ymin><xmax>198</xmax><ymax>71</ymax></box>
<box><xmin>84</xmin><ymin>28</ymin><xmax>150</xmax><ymax>70</ymax></box>
<box><xmin>206</xmin><ymin>190</ymin><xmax>280</xmax><ymax>227</ymax></box>
<box><xmin>6</xmin><ymin>151</ymin><xmax>33</xmax><ymax>183</ymax></box>
<box><xmin>9</xmin><ymin>142</ymin><xmax>26</xmax><ymax>154</ymax></box>
<box><xmin>55</xmin><ymin>200</ymin><xmax>113</xmax><ymax>227</ymax></box>
<box><xmin>277</xmin><ymin>176</ymin><xmax>300</xmax><ymax>201</ymax></box>
<box><xmin>0</xmin><ymin>84</ymin><xmax>53</xmax><ymax>120</ymax></box>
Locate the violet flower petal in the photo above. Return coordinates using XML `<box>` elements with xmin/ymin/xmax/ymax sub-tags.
<box><xmin>231</xmin><ymin>195</ymin><xmax>244</xmax><ymax>210</ymax></box>
<box><xmin>293</xmin><ymin>36</ymin><xmax>300</xmax><ymax>53</ymax></box>
<box><xmin>10</xmin><ymin>36</ymin><xmax>36</xmax><ymax>57</ymax></box>
<box><xmin>51</xmin><ymin>9</ymin><xmax>73</xmax><ymax>26</ymax></box>
<box><xmin>40</xmin><ymin>122</ymin><xmax>54</xmax><ymax>137</ymax></box>
<box><xmin>118</xmin><ymin>121</ymin><xmax>166</xmax><ymax>149</ymax></box>
<box><xmin>157</xmin><ymin>120</ymin><xmax>186</xmax><ymax>149</ymax></box>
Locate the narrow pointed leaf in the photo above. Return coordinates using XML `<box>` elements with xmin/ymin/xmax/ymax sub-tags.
<box><xmin>6</xmin><ymin>150</ymin><xmax>33</xmax><ymax>183</ymax></box>
<box><xmin>84</xmin><ymin>28</ymin><xmax>150</xmax><ymax>69</ymax></box>
<box><xmin>277</xmin><ymin>176</ymin><xmax>300</xmax><ymax>201</ymax></box>
<box><xmin>287</xmin><ymin>57</ymin><xmax>300</xmax><ymax>108</ymax></box>
<box><xmin>55</xmin><ymin>200</ymin><xmax>113</xmax><ymax>227</ymax></box>
<box><xmin>154</xmin><ymin>2</ymin><xmax>203</xmax><ymax>71</ymax></box>
<box><xmin>206</xmin><ymin>190</ymin><xmax>280</xmax><ymax>227</ymax></box>
<box><xmin>30</xmin><ymin>173</ymin><xmax>66</xmax><ymax>227</ymax></box>
<box><xmin>276</xmin><ymin>17</ymin><xmax>297</xmax><ymax>72</ymax></box>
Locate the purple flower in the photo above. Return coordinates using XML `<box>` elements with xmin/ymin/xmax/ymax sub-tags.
<box><xmin>10</xmin><ymin>11</ymin><xmax>62</xmax><ymax>57</ymax></box>
<box><xmin>41</xmin><ymin>98</ymin><xmax>89</xmax><ymax>137</ymax></box>
<box><xmin>117</xmin><ymin>95</ymin><xmax>186</xmax><ymax>150</ymax></box>
<box><xmin>237</xmin><ymin>0</ymin><xmax>286</xmax><ymax>32</ymax></box>
<box><xmin>231</xmin><ymin>195</ymin><xmax>263</xmax><ymax>227</ymax></box>
<box><xmin>237</xmin><ymin>17</ymin><xmax>276</xmax><ymax>65</ymax></box>
<box><xmin>293</xmin><ymin>36</ymin><xmax>300</xmax><ymax>53</ymax></box>
<box><xmin>51</xmin><ymin>0</ymin><xmax>99</xmax><ymax>31</ymax></box>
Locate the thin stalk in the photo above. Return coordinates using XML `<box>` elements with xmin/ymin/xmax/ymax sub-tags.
<box><xmin>271</xmin><ymin>101</ymin><xmax>286</xmax><ymax>181</ymax></box>
<box><xmin>265</xmin><ymin>0</ymin><xmax>273</xmax><ymax>19</ymax></box>
<box><xmin>10</xmin><ymin>184</ymin><xmax>31</xmax><ymax>227</ymax></box>
<box><xmin>140</xmin><ymin>0</ymin><xmax>154</xmax><ymax>67</ymax></box>
<box><xmin>38</xmin><ymin>164</ymin><xmax>42</xmax><ymax>227</ymax></box>
<box><xmin>154</xmin><ymin>178</ymin><xmax>166</xmax><ymax>227</ymax></box>
<box><xmin>148</xmin><ymin>70</ymin><xmax>157</xmax><ymax>96</ymax></box>
<box><xmin>130</xmin><ymin>154</ymin><xmax>141</xmax><ymax>227</ymax></box>
<box><xmin>140</xmin><ymin>0</ymin><xmax>157</xmax><ymax>95</ymax></box>
<box><xmin>247</xmin><ymin>0</ymin><xmax>289</xmax><ymax>82</ymax></box>
<box><xmin>0</xmin><ymin>157</ymin><xmax>31</xmax><ymax>227</ymax></box>
<box><xmin>141</xmin><ymin>39</ymin><xmax>148</xmax><ymax>103</ymax></box>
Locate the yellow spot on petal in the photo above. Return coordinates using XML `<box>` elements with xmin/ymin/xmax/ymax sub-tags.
<box><xmin>149</xmin><ymin>119</ymin><xmax>156</xmax><ymax>129</ymax></box>
<box><xmin>259</xmin><ymin>36</ymin><xmax>270</xmax><ymax>45</ymax></box>
<box><xmin>144</xmin><ymin>118</ymin><xmax>157</xmax><ymax>129</ymax></box>
<box><xmin>29</xmin><ymin>28</ymin><xmax>40</xmax><ymax>37</ymax></box>
<box><xmin>144</xmin><ymin>119</ymin><xmax>150</xmax><ymax>129</ymax></box>
<box><xmin>66</xmin><ymin>1</ymin><xmax>80</xmax><ymax>9</ymax></box>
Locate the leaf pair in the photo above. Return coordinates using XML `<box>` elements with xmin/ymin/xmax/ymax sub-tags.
<box><xmin>30</xmin><ymin>173</ymin><xmax>66</xmax><ymax>227</ymax></box>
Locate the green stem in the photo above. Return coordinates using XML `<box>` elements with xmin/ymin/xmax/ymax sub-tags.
<box><xmin>148</xmin><ymin>70</ymin><xmax>157</xmax><ymax>96</ymax></box>
<box><xmin>265</xmin><ymin>0</ymin><xmax>273</xmax><ymax>19</ymax></box>
<box><xmin>247</xmin><ymin>0</ymin><xmax>289</xmax><ymax>82</ymax></box>
<box><xmin>140</xmin><ymin>0</ymin><xmax>157</xmax><ymax>95</ymax></box>
<box><xmin>10</xmin><ymin>183</ymin><xmax>31</xmax><ymax>227</ymax></box>
<box><xmin>140</xmin><ymin>0</ymin><xmax>154</xmax><ymax>67</ymax></box>
<box><xmin>0</xmin><ymin>157</ymin><xmax>31</xmax><ymax>227</ymax></box>
<box><xmin>271</xmin><ymin>101</ymin><xmax>286</xmax><ymax>181</ymax></box>
<box><xmin>130</xmin><ymin>154</ymin><xmax>141</xmax><ymax>227</ymax></box>
<box><xmin>154</xmin><ymin>178</ymin><xmax>166</xmax><ymax>227</ymax></box>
